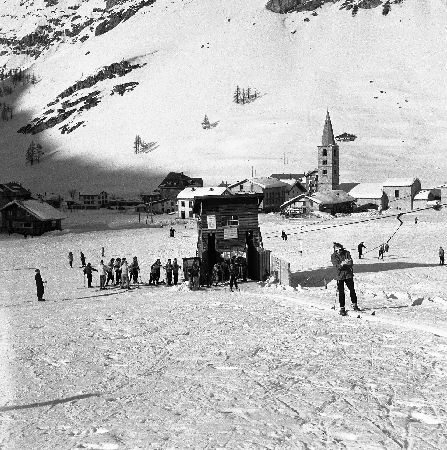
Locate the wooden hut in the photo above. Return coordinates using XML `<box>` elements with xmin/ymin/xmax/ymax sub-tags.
<box><xmin>192</xmin><ymin>194</ymin><xmax>268</xmax><ymax>280</ymax></box>
<box><xmin>1</xmin><ymin>199</ymin><xmax>66</xmax><ymax>235</ymax></box>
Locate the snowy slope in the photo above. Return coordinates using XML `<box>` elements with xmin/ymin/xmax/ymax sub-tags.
<box><xmin>0</xmin><ymin>0</ymin><xmax>446</xmax><ymax>195</ymax></box>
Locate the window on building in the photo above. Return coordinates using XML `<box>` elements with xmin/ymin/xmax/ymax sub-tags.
<box><xmin>239</xmin><ymin>184</ymin><xmax>244</xmax><ymax>191</ymax></box>
<box><xmin>334</xmin><ymin>149</ymin><xmax>337</xmax><ymax>157</ymax></box>
<box><xmin>323</xmin><ymin>149</ymin><xmax>327</xmax><ymax>156</ymax></box>
<box><xmin>323</xmin><ymin>160</ymin><xmax>327</xmax><ymax>165</ymax></box>
<box><xmin>395</xmin><ymin>190</ymin><xmax>400</xmax><ymax>198</ymax></box>
<box><xmin>189</xmin><ymin>201</ymin><xmax>193</xmax><ymax>207</ymax></box>
<box><xmin>322</xmin><ymin>169</ymin><xmax>327</xmax><ymax>175</ymax></box>
<box><xmin>189</xmin><ymin>211</ymin><xmax>193</xmax><ymax>218</ymax></box>
<box><xmin>181</xmin><ymin>201</ymin><xmax>185</xmax><ymax>207</ymax></box>
<box><xmin>222</xmin><ymin>215</ymin><xmax>239</xmax><ymax>226</ymax></box>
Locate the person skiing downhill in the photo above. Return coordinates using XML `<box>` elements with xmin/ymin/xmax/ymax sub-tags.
<box><xmin>35</xmin><ymin>269</ymin><xmax>46</xmax><ymax>301</ymax></box>
<box><xmin>331</xmin><ymin>242</ymin><xmax>360</xmax><ymax>316</ymax></box>
<box><xmin>357</xmin><ymin>242</ymin><xmax>366</xmax><ymax>259</ymax></box>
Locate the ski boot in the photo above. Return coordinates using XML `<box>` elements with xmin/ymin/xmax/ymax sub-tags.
<box><xmin>352</xmin><ymin>303</ymin><xmax>361</xmax><ymax>312</ymax></box>
<box><xmin>339</xmin><ymin>307</ymin><xmax>347</xmax><ymax>316</ymax></box>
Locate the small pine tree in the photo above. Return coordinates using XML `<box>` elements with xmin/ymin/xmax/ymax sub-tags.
<box><xmin>34</xmin><ymin>143</ymin><xmax>43</xmax><ymax>163</ymax></box>
<box><xmin>134</xmin><ymin>135</ymin><xmax>141</xmax><ymax>154</ymax></box>
<box><xmin>202</xmin><ymin>114</ymin><xmax>210</xmax><ymax>129</ymax></box>
<box><xmin>241</xmin><ymin>88</ymin><xmax>246</xmax><ymax>104</ymax></box>
<box><xmin>233</xmin><ymin>85</ymin><xmax>241</xmax><ymax>104</ymax></box>
<box><xmin>26</xmin><ymin>141</ymin><xmax>36</xmax><ymax>165</ymax></box>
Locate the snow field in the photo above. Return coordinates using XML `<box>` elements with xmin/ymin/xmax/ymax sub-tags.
<box><xmin>1</xmin><ymin>209</ymin><xmax>447</xmax><ymax>448</ymax></box>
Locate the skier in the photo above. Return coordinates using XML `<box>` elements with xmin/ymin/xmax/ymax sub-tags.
<box><xmin>130</xmin><ymin>256</ymin><xmax>140</xmax><ymax>284</ymax></box>
<box><xmin>120</xmin><ymin>258</ymin><xmax>130</xmax><ymax>289</ymax></box>
<box><xmin>154</xmin><ymin>259</ymin><xmax>162</xmax><ymax>284</ymax></box>
<box><xmin>98</xmin><ymin>260</ymin><xmax>107</xmax><ymax>290</ymax></box>
<box><xmin>114</xmin><ymin>258</ymin><xmax>122</xmax><ymax>286</ymax></box>
<box><xmin>83</xmin><ymin>263</ymin><xmax>97</xmax><ymax>288</ymax></box>
<box><xmin>384</xmin><ymin>243</ymin><xmax>389</xmax><ymax>253</ymax></box>
<box><xmin>378</xmin><ymin>244</ymin><xmax>385</xmax><ymax>260</ymax></box>
<box><xmin>68</xmin><ymin>251</ymin><xmax>74</xmax><ymax>268</ymax></box>
<box><xmin>172</xmin><ymin>258</ymin><xmax>181</xmax><ymax>285</ymax></box>
<box><xmin>35</xmin><ymin>269</ymin><xmax>46</xmax><ymax>301</ymax></box>
<box><xmin>229</xmin><ymin>257</ymin><xmax>239</xmax><ymax>292</ymax></box>
<box><xmin>169</xmin><ymin>227</ymin><xmax>176</xmax><ymax>238</ymax></box>
<box><xmin>106</xmin><ymin>258</ymin><xmax>115</xmax><ymax>286</ymax></box>
<box><xmin>190</xmin><ymin>260</ymin><xmax>200</xmax><ymax>290</ymax></box>
<box><xmin>80</xmin><ymin>251</ymin><xmax>86</xmax><ymax>267</ymax></box>
<box><xmin>439</xmin><ymin>246</ymin><xmax>445</xmax><ymax>266</ymax></box>
<box><xmin>331</xmin><ymin>242</ymin><xmax>360</xmax><ymax>316</ymax></box>
<box><xmin>357</xmin><ymin>242</ymin><xmax>366</xmax><ymax>259</ymax></box>
<box><xmin>164</xmin><ymin>259</ymin><xmax>173</xmax><ymax>285</ymax></box>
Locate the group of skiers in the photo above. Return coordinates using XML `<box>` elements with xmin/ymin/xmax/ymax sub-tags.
<box><xmin>357</xmin><ymin>241</ymin><xmax>390</xmax><ymax>260</ymax></box>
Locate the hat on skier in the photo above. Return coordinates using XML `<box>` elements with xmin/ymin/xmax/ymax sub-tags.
<box><xmin>35</xmin><ymin>269</ymin><xmax>40</xmax><ymax>273</ymax></box>
<box><xmin>333</xmin><ymin>242</ymin><xmax>343</xmax><ymax>250</ymax></box>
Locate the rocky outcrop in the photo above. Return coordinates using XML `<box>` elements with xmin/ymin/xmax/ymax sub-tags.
<box><xmin>111</xmin><ymin>82</ymin><xmax>139</xmax><ymax>96</ymax></box>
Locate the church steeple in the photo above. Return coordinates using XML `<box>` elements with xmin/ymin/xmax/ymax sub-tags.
<box><xmin>317</xmin><ymin>110</ymin><xmax>339</xmax><ymax>192</ymax></box>
<box><xmin>322</xmin><ymin>110</ymin><xmax>335</xmax><ymax>146</ymax></box>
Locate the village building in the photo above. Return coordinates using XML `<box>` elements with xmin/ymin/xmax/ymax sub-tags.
<box><xmin>413</xmin><ymin>188</ymin><xmax>441</xmax><ymax>208</ymax></box>
<box><xmin>0</xmin><ymin>182</ymin><xmax>32</xmax><ymax>209</ymax></box>
<box><xmin>281</xmin><ymin>190</ymin><xmax>355</xmax><ymax>216</ymax></box>
<box><xmin>158</xmin><ymin>172</ymin><xmax>203</xmax><ymax>202</ymax></box>
<box><xmin>317</xmin><ymin>111</ymin><xmax>340</xmax><ymax>192</ymax></box>
<box><xmin>228</xmin><ymin>177</ymin><xmax>290</xmax><ymax>212</ymax></box>
<box><xmin>344</xmin><ymin>183</ymin><xmax>388</xmax><ymax>211</ymax></box>
<box><xmin>438</xmin><ymin>184</ymin><xmax>447</xmax><ymax>204</ymax></box>
<box><xmin>192</xmin><ymin>194</ymin><xmax>267</xmax><ymax>280</ymax></box>
<box><xmin>77</xmin><ymin>191</ymin><xmax>108</xmax><ymax>209</ymax></box>
<box><xmin>382</xmin><ymin>178</ymin><xmax>421</xmax><ymax>210</ymax></box>
<box><xmin>177</xmin><ymin>187</ymin><xmax>231</xmax><ymax>219</ymax></box>
<box><xmin>1</xmin><ymin>199</ymin><xmax>65</xmax><ymax>235</ymax></box>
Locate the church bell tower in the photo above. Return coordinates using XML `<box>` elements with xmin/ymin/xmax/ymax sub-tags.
<box><xmin>317</xmin><ymin>111</ymin><xmax>339</xmax><ymax>191</ymax></box>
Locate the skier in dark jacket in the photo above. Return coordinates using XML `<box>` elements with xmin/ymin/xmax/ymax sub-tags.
<box><xmin>80</xmin><ymin>251</ymin><xmax>86</xmax><ymax>267</ymax></box>
<box><xmin>106</xmin><ymin>258</ymin><xmax>115</xmax><ymax>286</ymax></box>
<box><xmin>357</xmin><ymin>242</ymin><xmax>366</xmax><ymax>259</ymax></box>
<box><xmin>229</xmin><ymin>257</ymin><xmax>239</xmax><ymax>292</ymax></box>
<box><xmin>83</xmin><ymin>263</ymin><xmax>97</xmax><ymax>288</ymax></box>
<box><xmin>331</xmin><ymin>242</ymin><xmax>360</xmax><ymax>316</ymax></box>
<box><xmin>164</xmin><ymin>259</ymin><xmax>173</xmax><ymax>285</ymax></box>
<box><xmin>130</xmin><ymin>256</ymin><xmax>140</xmax><ymax>284</ymax></box>
<box><xmin>172</xmin><ymin>258</ymin><xmax>180</xmax><ymax>285</ymax></box>
<box><xmin>35</xmin><ymin>269</ymin><xmax>45</xmax><ymax>301</ymax></box>
<box><xmin>439</xmin><ymin>246</ymin><xmax>445</xmax><ymax>266</ymax></box>
<box><xmin>68</xmin><ymin>251</ymin><xmax>74</xmax><ymax>268</ymax></box>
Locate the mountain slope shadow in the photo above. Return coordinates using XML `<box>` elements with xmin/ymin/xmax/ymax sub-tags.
<box><xmin>291</xmin><ymin>261</ymin><xmax>439</xmax><ymax>288</ymax></box>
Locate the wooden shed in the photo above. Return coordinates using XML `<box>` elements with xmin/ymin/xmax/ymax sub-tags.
<box><xmin>192</xmin><ymin>194</ymin><xmax>266</xmax><ymax>280</ymax></box>
<box><xmin>1</xmin><ymin>199</ymin><xmax>66</xmax><ymax>235</ymax></box>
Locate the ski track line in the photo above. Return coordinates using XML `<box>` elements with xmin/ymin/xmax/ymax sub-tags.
<box><xmin>258</xmin><ymin>291</ymin><xmax>447</xmax><ymax>339</ymax></box>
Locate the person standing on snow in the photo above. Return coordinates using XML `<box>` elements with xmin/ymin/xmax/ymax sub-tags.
<box><xmin>357</xmin><ymin>242</ymin><xmax>366</xmax><ymax>259</ymax></box>
<box><xmin>83</xmin><ymin>263</ymin><xmax>97</xmax><ymax>288</ymax></box>
<box><xmin>106</xmin><ymin>258</ymin><xmax>115</xmax><ymax>286</ymax></box>
<box><xmin>164</xmin><ymin>259</ymin><xmax>173</xmax><ymax>285</ymax></box>
<box><xmin>120</xmin><ymin>258</ymin><xmax>130</xmax><ymax>289</ymax></box>
<box><xmin>98</xmin><ymin>260</ymin><xmax>107</xmax><ymax>290</ymax></box>
<box><xmin>172</xmin><ymin>258</ymin><xmax>181</xmax><ymax>285</ymax></box>
<box><xmin>80</xmin><ymin>251</ymin><xmax>86</xmax><ymax>267</ymax></box>
<box><xmin>229</xmin><ymin>257</ymin><xmax>239</xmax><ymax>292</ymax></box>
<box><xmin>439</xmin><ymin>246</ymin><xmax>445</xmax><ymax>266</ymax></box>
<box><xmin>114</xmin><ymin>258</ymin><xmax>122</xmax><ymax>286</ymax></box>
<box><xmin>130</xmin><ymin>256</ymin><xmax>140</xmax><ymax>284</ymax></box>
<box><xmin>331</xmin><ymin>242</ymin><xmax>360</xmax><ymax>316</ymax></box>
<box><xmin>35</xmin><ymin>269</ymin><xmax>46</xmax><ymax>301</ymax></box>
<box><xmin>378</xmin><ymin>244</ymin><xmax>385</xmax><ymax>260</ymax></box>
<box><xmin>68</xmin><ymin>251</ymin><xmax>74</xmax><ymax>268</ymax></box>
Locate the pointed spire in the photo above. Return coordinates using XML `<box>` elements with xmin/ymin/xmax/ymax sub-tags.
<box><xmin>322</xmin><ymin>110</ymin><xmax>335</xmax><ymax>146</ymax></box>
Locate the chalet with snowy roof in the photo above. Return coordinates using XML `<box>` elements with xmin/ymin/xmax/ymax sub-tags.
<box><xmin>228</xmin><ymin>177</ymin><xmax>290</xmax><ymax>212</ymax></box>
<box><xmin>158</xmin><ymin>172</ymin><xmax>203</xmax><ymax>202</ymax></box>
<box><xmin>77</xmin><ymin>191</ymin><xmax>108</xmax><ymax>209</ymax></box>
<box><xmin>1</xmin><ymin>199</ymin><xmax>66</xmax><ymax>235</ymax></box>
<box><xmin>413</xmin><ymin>188</ymin><xmax>441</xmax><ymax>207</ymax></box>
<box><xmin>344</xmin><ymin>183</ymin><xmax>388</xmax><ymax>211</ymax></box>
<box><xmin>382</xmin><ymin>178</ymin><xmax>421</xmax><ymax>210</ymax></box>
<box><xmin>281</xmin><ymin>190</ymin><xmax>355</xmax><ymax>216</ymax></box>
<box><xmin>177</xmin><ymin>186</ymin><xmax>231</xmax><ymax>219</ymax></box>
<box><xmin>0</xmin><ymin>182</ymin><xmax>32</xmax><ymax>209</ymax></box>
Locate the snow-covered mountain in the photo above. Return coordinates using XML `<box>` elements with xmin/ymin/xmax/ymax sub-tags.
<box><xmin>0</xmin><ymin>0</ymin><xmax>446</xmax><ymax>195</ymax></box>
